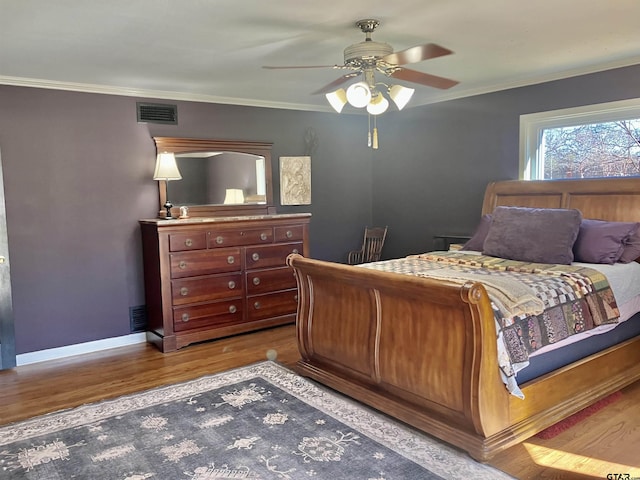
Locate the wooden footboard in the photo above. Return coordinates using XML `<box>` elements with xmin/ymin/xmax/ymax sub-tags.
<box><xmin>287</xmin><ymin>253</ymin><xmax>640</xmax><ymax>460</ymax></box>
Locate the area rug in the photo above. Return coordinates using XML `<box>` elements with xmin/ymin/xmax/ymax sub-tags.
<box><xmin>0</xmin><ymin>361</ymin><xmax>513</xmax><ymax>480</ymax></box>
<box><xmin>535</xmin><ymin>391</ymin><xmax>622</xmax><ymax>439</ymax></box>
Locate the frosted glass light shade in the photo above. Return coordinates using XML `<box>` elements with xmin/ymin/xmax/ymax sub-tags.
<box><xmin>366</xmin><ymin>94</ymin><xmax>389</xmax><ymax>115</ymax></box>
<box><xmin>325</xmin><ymin>88</ymin><xmax>347</xmax><ymax>113</ymax></box>
<box><xmin>389</xmin><ymin>85</ymin><xmax>415</xmax><ymax>110</ymax></box>
<box><xmin>224</xmin><ymin>188</ymin><xmax>245</xmax><ymax>204</ymax></box>
<box><xmin>346</xmin><ymin>82</ymin><xmax>372</xmax><ymax>108</ymax></box>
<box><xmin>153</xmin><ymin>152</ymin><xmax>182</xmax><ymax>180</ymax></box>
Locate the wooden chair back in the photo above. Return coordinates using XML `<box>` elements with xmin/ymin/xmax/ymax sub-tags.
<box><xmin>348</xmin><ymin>226</ymin><xmax>388</xmax><ymax>264</ymax></box>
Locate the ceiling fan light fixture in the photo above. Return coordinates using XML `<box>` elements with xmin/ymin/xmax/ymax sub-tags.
<box><xmin>346</xmin><ymin>81</ymin><xmax>372</xmax><ymax>108</ymax></box>
<box><xmin>389</xmin><ymin>85</ymin><xmax>415</xmax><ymax>110</ymax></box>
<box><xmin>325</xmin><ymin>88</ymin><xmax>347</xmax><ymax>113</ymax></box>
<box><xmin>366</xmin><ymin>94</ymin><xmax>389</xmax><ymax>115</ymax></box>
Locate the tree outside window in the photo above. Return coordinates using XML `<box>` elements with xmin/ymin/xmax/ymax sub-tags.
<box><xmin>541</xmin><ymin>120</ymin><xmax>640</xmax><ymax>179</ymax></box>
<box><xmin>520</xmin><ymin>98</ymin><xmax>640</xmax><ymax>180</ymax></box>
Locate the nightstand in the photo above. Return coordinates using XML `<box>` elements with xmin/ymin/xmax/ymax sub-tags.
<box><xmin>433</xmin><ymin>234</ymin><xmax>471</xmax><ymax>251</ymax></box>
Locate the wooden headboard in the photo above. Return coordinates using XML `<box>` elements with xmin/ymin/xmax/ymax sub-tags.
<box><xmin>482</xmin><ymin>178</ymin><xmax>640</xmax><ymax>223</ymax></box>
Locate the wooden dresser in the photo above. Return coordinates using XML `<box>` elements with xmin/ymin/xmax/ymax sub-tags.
<box><xmin>140</xmin><ymin>213</ymin><xmax>311</xmax><ymax>352</ymax></box>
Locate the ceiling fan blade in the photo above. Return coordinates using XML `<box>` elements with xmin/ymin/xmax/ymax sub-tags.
<box><xmin>262</xmin><ymin>65</ymin><xmax>338</xmax><ymax>70</ymax></box>
<box><xmin>390</xmin><ymin>67</ymin><xmax>459</xmax><ymax>89</ymax></box>
<box><xmin>312</xmin><ymin>73</ymin><xmax>360</xmax><ymax>95</ymax></box>
<box><xmin>383</xmin><ymin>43</ymin><xmax>453</xmax><ymax>66</ymax></box>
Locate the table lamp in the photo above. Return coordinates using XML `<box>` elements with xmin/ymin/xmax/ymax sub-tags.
<box><xmin>153</xmin><ymin>152</ymin><xmax>182</xmax><ymax>219</ymax></box>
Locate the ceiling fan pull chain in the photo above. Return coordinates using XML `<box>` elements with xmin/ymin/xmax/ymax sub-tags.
<box><xmin>373</xmin><ymin>116</ymin><xmax>379</xmax><ymax>150</ymax></box>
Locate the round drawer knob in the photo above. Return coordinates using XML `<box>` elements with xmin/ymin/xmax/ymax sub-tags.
<box><xmin>228</xmin><ymin>280</ymin><xmax>236</xmax><ymax>289</ymax></box>
<box><xmin>254</xmin><ymin>301</ymin><xmax>261</xmax><ymax>309</ymax></box>
<box><xmin>185</xmin><ymin>238</ymin><xmax>193</xmax><ymax>247</ymax></box>
<box><xmin>180</xmin><ymin>287</ymin><xmax>189</xmax><ymax>296</ymax></box>
<box><xmin>216</xmin><ymin>236</ymin><xmax>224</xmax><ymax>244</ymax></box>
<box><xmin>252</xmin><ymin>277</ymin><xmax>261</xmax><ymax>285</ymax></box>
<box><xmin>181</xmin><ymin>313</ymin><xmax>190</xmax><ymax>322</ymax></box>
<box><xmin>179</xmin><ymin>261</ymin><xmax>187</xmax><ymax>270</ymax></box>
<box><xmin>292</xmin><ymin>249</ymin><xmax>299</xmax><ymax>254</ymax></box>
<box><xmin>252</xmin><ymin>252</ymin><xmax>260</xmax><ymax>261</ymax></box>
<box><xmin>294</xmin><ymin>295</ymin><xmax>298</xmax><ymax>301</ymax></box>
<box><xmin>286</xmin><ymin>230</ymin><xmax>293</xmax><ymax>238</ymax></box>
<box><xmin>260</xmin><ymin>232</ymin><xmax>268</xmax><ymax>241</ymax></box>
<box><xmin>229</xmin><ymin>305</ymin><xmax>237</xmax><ymax>314</ymax></box>
<box><xmin>227</xmin><ymin>256</ymin><xmax>235</xmax><ymax>264</ymax></box>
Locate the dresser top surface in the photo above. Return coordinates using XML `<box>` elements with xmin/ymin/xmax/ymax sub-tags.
<box><xmin>140</xmin><ymin>212</ymin><xmax>311</xmax><ymax>227</ymax></box>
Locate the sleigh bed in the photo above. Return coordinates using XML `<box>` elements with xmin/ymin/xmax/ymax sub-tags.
<box><xmin>287</xmin><ymin>177</ymin><xmax>640</xmax><ymax>461</ymax></box>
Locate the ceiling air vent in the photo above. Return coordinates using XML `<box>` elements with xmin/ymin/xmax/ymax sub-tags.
<box><xmin>136</xmin><ymin>102</ymin><xmax>178</xmax><ymax>125</ymax></box>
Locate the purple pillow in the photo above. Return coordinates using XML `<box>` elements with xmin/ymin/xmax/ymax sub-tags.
<box><xmin>619</xmin><ymin>225</ymin><xmax>640</xmax><ymax>263</ymax></box>
<box><xmin>462</xmin><ymin>214</ymin><xmax>492</xmax><ymax>251</ymax></box>
<box><xmin>482</xmin><ymin>206</ymin><xmax>582</xmax><ymax>265</ymax></box>
<box><xmin>573</xmin><ymin>219</ymin><xmax>639</xmax><ymax>264</ymax></box>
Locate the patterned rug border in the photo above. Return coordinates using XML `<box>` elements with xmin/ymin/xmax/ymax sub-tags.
<box><xmin>0</xmin><ymin>361</ymin><xmax>512</xmax><ymax>479</ymax></box>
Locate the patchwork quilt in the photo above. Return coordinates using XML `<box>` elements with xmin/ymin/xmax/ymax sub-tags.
<box><xmin>360</xmin><ymin>251</ymin><xmax>620</xmax><ymax>398</ymax></box>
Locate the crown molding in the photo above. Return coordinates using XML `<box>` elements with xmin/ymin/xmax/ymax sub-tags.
<box><xmin>411</xmin><ymin>56</ymin><xmax>640</xmax><ymax>107</ymax></box>
<box><xmin>0</xmin><ymin>75</ymin><xmax>333</xmax><ymax>113</ymax></box>
<box><xmin>1</xmin><ymin>55</ymin><xmax>639</xmax><ymax>112</ymax></box>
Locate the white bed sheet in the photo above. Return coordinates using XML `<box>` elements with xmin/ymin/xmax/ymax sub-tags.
<box><xmin>575</xmin><ymin>260</ymin><xmax>640</xmax><ymax>306</ymax></box>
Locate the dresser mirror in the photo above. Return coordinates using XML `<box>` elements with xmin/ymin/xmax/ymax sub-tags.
<box><xmin>153</xmin><ymin>137</ymin><xmax>275</xmax><ymax>218</ymax></box>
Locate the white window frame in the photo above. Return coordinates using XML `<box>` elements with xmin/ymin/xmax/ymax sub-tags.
<box><xmin>519</xmin><ymin>98</ymin><xmax>640</xmax><ymax>180</ymax></box>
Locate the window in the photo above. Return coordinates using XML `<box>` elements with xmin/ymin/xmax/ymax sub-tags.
<box><xmin>520</xmin><ymin>98</ymin><xmax>640</xmax><ymax>180</ymax></box>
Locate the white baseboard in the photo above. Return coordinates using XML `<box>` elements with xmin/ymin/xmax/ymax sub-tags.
<box><xmin>16</xmin><ymin>333</ymin><xmax>147</xmax><ymax>366</ymax></box>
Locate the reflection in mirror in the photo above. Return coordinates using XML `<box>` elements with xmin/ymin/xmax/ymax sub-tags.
<box><xmin>152</xmin><ymin>136</ymin><xmax>274</xmax><ymax>218</ymax></box>
<box><xmin>167</xmin><ymin>152</ymin><xmax>267</xmax><ymax>206</ymax></box>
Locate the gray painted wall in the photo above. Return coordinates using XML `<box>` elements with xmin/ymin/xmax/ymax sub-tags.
<box><xmin>0</xmin><ymin>63</ymin><xmax>638</xmax><ymax>354</ymax></box>
<box><xmin>0</xmin><ymin>90</ymin><xmax>372</xmax><ymax>354</ymax></box>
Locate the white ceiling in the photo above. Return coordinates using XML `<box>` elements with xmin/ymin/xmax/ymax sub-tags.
<box><xmin>2</xmin><ymin>0</ymin><xmax>640</xmax><ymax>113</ymax></box>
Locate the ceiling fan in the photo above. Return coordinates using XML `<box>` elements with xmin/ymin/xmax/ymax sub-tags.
<box><xmin>262</xmin><ymin>18</ymin><xmax>459</xmax><ymax>107</ymax></box>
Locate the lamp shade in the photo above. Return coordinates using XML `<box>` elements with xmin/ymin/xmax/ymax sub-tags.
<box><xmin>224</xmin><ymin>188</ymin><xmax>245</xmax><ymax>204</ymax></box>
<box><xmin>389</xmin><ymin>85</ymin><xmax>415</xmax><ymax>110</ymax></box>
<box><xmin>366</xmin><ymin>94</ymin><xmax>389</xmax><ymax>115</ymax></box>
<box><xmin>346</xmin><ymin>82</ymin><xmax>372</xmax><ymax>108</ymax></box>
<box><xmin>325</xmin><ymin>88</ymin><xmax>347</xmax><ymax>113</ymax></box>
<box><xmin>153</xmin><ymin>152</ymin><xmax>182</xmax><ymax>180</ymax></box>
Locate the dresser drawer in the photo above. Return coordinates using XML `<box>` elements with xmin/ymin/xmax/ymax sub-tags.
<box><xmin>245</xmin><ymin>242</ymin><xmax>303</xmax><ymax>270</ymax></box>
<box><xmin>171</xmin><ymin>273</ymin><xmax>243</xmax><ymax>305</ymax></box>
<box><xmin>170</xmin><ymin>248</ymin><xmax>241</xmax><ymax>278</ymax></box>
<box><xmin>173</xmin><ymin>300</ymin><xmax>244</xmax><ymax>332</ymax></box>
<box><xmin>247</xmin><ymin>289</ymin><xmax>298</xmax><ymax>321</ymax></box>
<box><xmin>246</xmin><ymin>266</ymin><xmax>297</xmax><ymax>295</ymax></box>
<box><xmin>274</xmin><ymin>225</ymin><xmax>304</xmax><ymax>242</ymax></box>
<box><xmin>169</xmin><ymin>232</ymin><xmax>207</xmax><ymax>252</ymax></box>
<box><xmin>208</xmin><ymin>228</ymin><xmax>273</xmax><ymax>248</ymax></box>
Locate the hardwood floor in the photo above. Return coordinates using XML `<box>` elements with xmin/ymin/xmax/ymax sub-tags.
<box><xmin>1</xmin><ymin>324</ymin><xmax>638</xmax><ymax>479</ymax></box>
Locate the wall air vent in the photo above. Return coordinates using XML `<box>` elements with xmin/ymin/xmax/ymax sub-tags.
<box><xmin>129</xmin><ymin>305</ymin><xmax>148</xmax><ymax>333</ymax></box>
<box><xmin>136</xmin><ymin>102</ymin><xmax>178</xmax><ymax>125</ymax></box>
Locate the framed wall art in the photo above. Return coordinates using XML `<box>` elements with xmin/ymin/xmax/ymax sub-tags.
<box><xmin>280</xmin><ymin>156</ymin><xmax>311</xmax><ymax>205</ymax></box>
